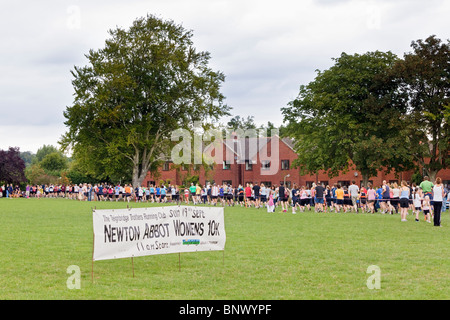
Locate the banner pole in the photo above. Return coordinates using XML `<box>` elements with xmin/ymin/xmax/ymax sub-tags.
<box><xmin>91</xmin><ymin>208</ymin><xmax>95</xmax><ymax>283</ymax></box>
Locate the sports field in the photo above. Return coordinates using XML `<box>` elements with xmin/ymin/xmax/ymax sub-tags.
<box><xmin>0</xmin><ymin>198</ymin><xmax>448</xmax><ymax>300</ymax></box>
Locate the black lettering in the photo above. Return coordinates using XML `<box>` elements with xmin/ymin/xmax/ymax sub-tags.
<box><xmin>143</xmin><ymin>223</ymin><xmax>170</xmax><ymax>239</ymax></box>
<box><xmin>173</xmin><ymin>220</ymin><xmax>204</xmax><ymax>236</ymax></box>
<box><xmin>104</xmin><ymin>224</ymin><xmax>114</xmax><ymax>243</ymax></box>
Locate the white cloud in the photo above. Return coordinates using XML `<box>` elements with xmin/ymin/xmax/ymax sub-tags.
<box><xmin>0</xmin><ymin>0</ymin><xmax>448</xmax><ymax>153</ymax></box>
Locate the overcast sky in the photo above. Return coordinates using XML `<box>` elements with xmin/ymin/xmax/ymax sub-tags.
<box><xmin>0</xmin><ymin>0</ymin><xmax>449</xmax><ymax>153</ymax></box>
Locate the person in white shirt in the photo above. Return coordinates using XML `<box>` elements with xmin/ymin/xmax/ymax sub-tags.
<box><xmin>211</xmin><ymin>183</ymin><xmax>219</xmax><ymax>206</ymax></box>
<box><xmin>348</xmin><ymin>180</ymin><xmax>360</xmax><ymax>213</ymax></box>
<box><xmin>432</xmin><ymin>177</ymin><xmax>444</xmax><ymax>227</ymax></box>
<box><xmin>413</xmin><ymin>186</ymin><xmax>422</xmax><ymax>222</ymax></box>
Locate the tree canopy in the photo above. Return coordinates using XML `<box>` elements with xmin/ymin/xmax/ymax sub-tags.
<box><xmin>283</xmin><ymin>35</ymin><xmax>449</xmax><ymax>182</ymax></box>
<box><xmin>61</xmin><ymin>14</ymin><xmax>230</xmax><ymax>187</ymax></box>
<box><xmin>392</xmin><ymin>35</ymin><xmax>450</xmax><ymax>181</ymax></box>
<box><xmin>282</xmin><ymin>51</ymin><xmax>412</xmax><ymax>184</ymax></box>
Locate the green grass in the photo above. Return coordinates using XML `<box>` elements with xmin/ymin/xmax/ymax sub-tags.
<box><xmin>0</xmin><ymin>198</ymin><xmax>449</xmax><ymax>299</ymax></box>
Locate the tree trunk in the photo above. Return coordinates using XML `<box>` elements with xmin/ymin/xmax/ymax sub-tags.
<box><xmin>132</xmin><ymin>163</ymin><xmax>151</xmax><ymax>189</ymax></box>
<box><xmin>361</xmin><ymin>174</ymin><xmax>369</xmax><ymax>188</ymax></box>
<box><xmin>132</xmin><ymin>169</ymin><xmax>141</xmax><ymax>189</ymax></box>
<box><xmin>426</xmin><ymin>169</ymin><xmax>438</xmax><ymax>184</ymax></box>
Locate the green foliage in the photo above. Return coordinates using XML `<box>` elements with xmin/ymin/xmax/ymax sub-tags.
<box><xmin>225</xmin><ymin>115</ymin><xmax>280</xmax><ymax>137</ymax></box>
<box><xmin>19</xmin><ymin>151</ymin><xmax>35</xmax><ymax>168</ymax></box>
<box><xmin>25</xmin><ymin>145</ymin><xmax>69</xmax><ymax>184</ymax></box>
<box><xmin>227</xmin><ymin>115</ymin><xmax>257</xmax><ymax>130</ymax></box>
<box><xmin>392</xmin><ymin>35</ymin><xmax>450</xmax><ymax>179</ymax></box>
<box><xmin>282</xmin><ymin>51</ymin><xmax>412</xmax><ymax>182</ymax></box>
<box><xmin>61</xmin><ymin>14</ymin><xmax>230</xmax><ymax>188</ymax></box>
<box><xmin>184</xmin><ymin>174</ymin><xmax>199</xmax><ymax>186</ymax></box>
<box><xmin>25</xmin><ymin>164</ymin><xmax>58</xmax><ymax>185</ymax></box>
<box><xmin>65</xmin><ymin>161</ymin><xmax>99</xmax><ymax>185</ymax></box>
<box><xmin>40</xmin><ymin>152</ymin><xmax>68</xmax><ymax>176</ymax></box>
<box><xmin>33</xmin><ymin>145</ymin><xmax>60</xmax><ymax>165</ymax></box>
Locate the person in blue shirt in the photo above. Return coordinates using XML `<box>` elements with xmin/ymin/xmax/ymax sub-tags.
<box><xmin>331</xmin><ymin>184</ymin><xmax>337</xmax><ymax>212</ymax></box>
<box><xmin>114</xmin><ymin>185</ymin><xmax>120</xmax><ymax>201</ymax></box>
<box><xmin>156</xmin><ymin>186</ymin><xmax>161</xmax><ymax>203</ymax></box>
<box><xmin>145</xmin><ymin>187</ymin><xmax>150</xmax><ymax>202</ymax></box>
<box><xmin>376</xmin><ymin>186</ymin><xmax>383</xmax><ymax>213</ymax></box>
<box><xmin>219</xmin><ymin>186</ymin><xmax>224</xmax><ymax>206</ymax></box>
<box><xmin>291</xmin><ymin>184</ymin><xmax>299</xmax><ymax>213</ymax></box>
<box><xmin>149</xmin><ymin>185</ymin><xmax>155</xmax><ymax>202</ymax></box>
<box><xmin>160</xmin><ymin>185</ymin><xmax>166</xmax><ymax>203</ymax></box>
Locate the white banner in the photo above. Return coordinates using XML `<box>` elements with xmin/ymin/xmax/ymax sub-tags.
<box><xmin>92</xmin><ymin>206</ymin><xmax>226</xmax><ymax>261</ymax></box>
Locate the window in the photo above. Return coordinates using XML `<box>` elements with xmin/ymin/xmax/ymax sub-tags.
<box><xmin>281</xmin><ymin>160</ymin><xmax>290</xmax><ymax>170</ymax></box>
<box><xmin>223</xmin><ymin>161</ymin><xmax>231</xmax><ymax>170</ymax></box>
<box><xmin>261</xmin><ymin>181</ymin><xmax>272</xmax><ymax>188</ymax></box>
<box><xmin>245</xmin><ymin>160</ymin><xmax>253</xmax><ymax>171</ymax></box>
<box><xmin>181</xmin><ymin>164</ymin><xmax>188</xmax><ymax>171</ymax></box>
<box><xmin>261</xmin><ymin>160</ymin><xmax>271</xmax><ymax>171</ymax></box>
<box><xmin>163</xmin><ymin>162</ymin><xmax>170</xmax><ymax>171</ymax></box>
<box><xmin>222</xmin><ymin>180</ymin><xmax>232</xmax><ymax>186</ymax></box>
<box><xmin>281</xmin><ymin>181</ymin><xmax>292</xmax><ymax>188</ymax></box>
<box><xmin>319</xmin><ymin>181</ymin><xmax>329</xmax><ymax>187</ymax></box>
<box><xmin>147</xmin><ymin>181</ymin><xmax>155</xmax><ymax>188</ymax></box>
<box><xmin>306</xmin><ymin>181</ymin><xmax>314</xmax><ymax>189</ymax></box>
<box><xmin>361</xmin><ymin>180</ymin><xmax>373</xmax><ymax>187</ymax></box>
<box><xmin>338</xmin><ymin>181</ymin><xmax>350</xmax><ymax>187</ymax></box>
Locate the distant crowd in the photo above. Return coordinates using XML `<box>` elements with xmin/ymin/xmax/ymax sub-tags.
<box><xmin>1</xmin><ymin>176</ymin><xmax>448</xmax><ymax>226</ymax></box>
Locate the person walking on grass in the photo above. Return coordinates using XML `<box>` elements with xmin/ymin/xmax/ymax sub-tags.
<box><xmin>278</xmin><ymin>182</ymin><xmax>287</xmax><ymax>212</ymax></box>
<box><xmin>314</xmin><ymin>182</ymin><xmax>325</xmax><ymax>213</ymax></box>
<box><xmin>267</xmin><ymin>190</ymin><xmax>275</xmax><ymax>213</ymax></box>
<box><xmin>432</xmin><ymin>177</ymin><xmax>444</xmax><ymax>227</ymax></box>
<box><xmin>184</xmin><ymin>187</ymin><xmax>190</xmax><ymax>204</ymax></box>
<box><xmin>381</xmin><ymin>180</ymin><xmax>391</xmax><ymax>214</ymax></box>
<box><xmin>335</xmin><ymin>184</ymin><xmax>344</xmax><ymax>213</ymax></box>
<box><xmin>367</xmin><ymin>183</ymin><xmax>376</xmax><ymax>214</ymax></box>
<box><xmin>422</xmin><ymin>195</ymin><xmax>432</xmax><ymax>223</ymax></box>
<box><xmin>420</xmin><ymin>176</ymin><xmax>434</xmax><ymax>216</ymax></box>
<box><xmin>299</xmin><ymin>186</ymin><xmax>309</xmax><ymax>212</ymax></box>
<box><xmin>399</xmin><ymin>181</ymin><xmax>410</xmax><ymax>222</ymax></box>
<box><xmin>413</xmin><ymin>187</ymin><xmax>422</xmax><ymax>222</ymax></box>
<box><xmin>348</xmin><ymin>180</ymin><xmax>360</xmax><ymax>213</ymax></box>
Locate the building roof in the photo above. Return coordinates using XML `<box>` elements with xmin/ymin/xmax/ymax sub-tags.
<box><xmin>203</xmin><ymin>134</ymin><xmax>296</xmax><ymax>164</ymax></box>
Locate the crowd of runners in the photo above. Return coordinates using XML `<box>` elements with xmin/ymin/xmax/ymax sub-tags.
<box><xmin>1</xmin><ymin>176</ymin><xmax>448</xmax><ymax>225</ymax></box>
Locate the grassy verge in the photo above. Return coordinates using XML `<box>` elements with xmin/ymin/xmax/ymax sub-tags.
<box><xmin>0</xmin><ymin>198</ymin><xmax>448</xmax><ymax>299</ymax></box>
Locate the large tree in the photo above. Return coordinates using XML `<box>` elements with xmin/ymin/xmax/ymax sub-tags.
<box><xmin>282</xmin><ymin>51</ymin><xmax>412</xmax><ymax>185</ymax></box>
<box><xmin>33</xmin><ymin>145</ymin><xmax>60</xmax><ymax>164</ymax></box>
<box><xmin>392</xmin><ymin>35</ymin><xmax>450</xmax><ymax>181</ymax></box>
<box><xmin>61</xmin><ymin>15</ymin><xmax>230</xmax><ymax>187</ymax></box>
<box><xmin>40</xmin><ymin>152</ymin><xmax>68</xmax><ymax>177</ymax></box>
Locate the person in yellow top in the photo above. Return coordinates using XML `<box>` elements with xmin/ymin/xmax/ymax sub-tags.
<box><xmin>335</xmin><ymin>184</ymin><xmax>344</xmax><ymax>212</ymax></box>
<box><xmin>195</xmin><ymin>184</ymin><xmax>202</xmax><ymax>204</ymax></box>
<box><xmin>124</xmin><ymin>184</ymin><xmax>132</xmax><ymax>203</ymax></box>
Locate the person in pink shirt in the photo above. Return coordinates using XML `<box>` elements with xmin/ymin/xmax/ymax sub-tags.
<box><xmin>367</xmin><ymin>183</ymin><xmax>377</xmax><ymax>214</ymax></box>
<box><xmin>299</xmin><ymin>186</ymin><xmax>309</xmax><ymax>212</ymax></box>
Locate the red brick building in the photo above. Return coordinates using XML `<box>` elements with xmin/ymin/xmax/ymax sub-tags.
<box><xmin>143</xmin><ymin>135</ymin><xmax>450</xmax><ymax>188</ymax></box>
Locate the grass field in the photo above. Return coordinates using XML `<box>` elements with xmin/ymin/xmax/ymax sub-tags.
<box><xmin>0</xmin><ymin>198</ymin><xmax>449</xmax><ymax>300</ymax></box>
